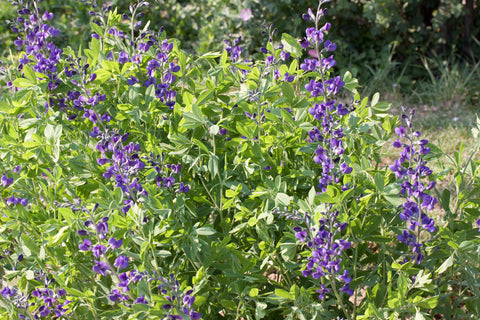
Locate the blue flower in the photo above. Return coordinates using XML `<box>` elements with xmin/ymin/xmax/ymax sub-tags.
<box><xmin>114</xmin><ymin>255</ymin><xmax>129</xmax><ymax>269</ymax></box>
<box><xmin>92</xmin><ymin>260</ymin><xmax>109</xmax><ymax>276</ymax></box>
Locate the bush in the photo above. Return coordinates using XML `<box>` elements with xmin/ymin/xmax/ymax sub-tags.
<box><xmin>1</xmin><ymin>0</ymin><xmax>480</xmax><ymax>319</ymax></box>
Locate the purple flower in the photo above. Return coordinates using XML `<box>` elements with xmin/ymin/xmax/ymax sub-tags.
<box><xmin>92</xmin><ymin>260</ymin><xmax>109</xmax><ymax>276</ymax></box>
<box><xmin>42</xmin><ymin>11</ymin><xmax>54</xmax><ymax>21</ymax></box>
<box><xmin>340</xmin><ymin>162</ymin><xmax>352</xmax><ymax>174</ymax></box>
<box><xmin>316</xmin><ymin>284</ymin><xmax>330</xmax><ymax>300</ymax></box>
<box><xmin>341</xmin><ymin>284</ymin><xmax>354</xmax><ymax>295</ymax></box>
<box><xmin>391</xmin><ymin>110</ymin><xmax>437</xmax><ymax>264</ymax></box>
<box><xmin>280</xmin><ymin>51</ymin><xmax>290</xmax><ymax>61</ymax></box>
<box><xmin>127</xmin><ymin>75</ymin><xmax>139</xmax><ymax>85</ymax></box>
<box><xmin>108</xmin><ymin>237</ymin><xmax>123</xmax><ymax>249</ymax></box>
<box><xmin>293</xmin><ymin>227</ymin><xmax>307</xmax><ymax>242</ymax></box>
<box><xmin>109</xmin><ymin>289</ymin><xmax>126</xmax><ymax>302</ymax></box>
<box><xmin>92</xmin><ymin>244</ymin><xmax>106</xmax><ymax>258</ymax></box>
<box><xmin>163</xmin><ymin>176</ymin><xmax>175</xmax><ymax>188</ymax></box>
<box><xmin>114</xmin><ymin>255</ymin><xmax>129</xmax><ymax>269</ymax></box>
<box><xmin>393</xmin><ymin>139</ymin><xmax>403</xmax><ymax>148</ymax></box>
<box><xmin>324</xmin><ymin>40</ymin><xmax>337</xmax><ymax>52</ymax></box>
<box><xmin>178</xmin><ymin>182</ymin><xmax>190</xmax><ymax>193</ymax></box>
<box><xmin>1</xmin><ymin>287</ymin><xmax>14</xmax><ymax>298</ymax></box>
<box><xmin>135</xmin><ymin>295</ymin><xmax>148</xmax><ymax>304</ymax></box>
<box><xmin>283</xmin><ymin>72</ymin><xmax>295</xmax><ymax>82</ymax></box>
<box><xmin>118</xmin><ymin>51</ymin><xmax>129</xmax><ymax>64</ymax></box>
<box><xmin>1</xmin><ymin>173</ymin><xmax>13</xmax><ymax>187</ymax></box>
<box><xmin>78</xmin><ymin>239</ymin><xmax>92</xmax><ymax>251</ymax></box>
<box><xmin>97</xmin><ymin>220</ymin><xmax>109</xmax><ymax>238</ymax></box>
<box><xmin>395</xmin><ymin>126</ymin><xmax>407</xmax><ymax>138</ymax></box>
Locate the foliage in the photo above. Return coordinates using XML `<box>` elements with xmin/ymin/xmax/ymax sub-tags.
<box><xmin>0</xmin><ymin>0</ymin><xmax>480</xmax><ymax>319</ymax></box>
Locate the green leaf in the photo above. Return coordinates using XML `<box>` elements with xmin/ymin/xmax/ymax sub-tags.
<box><xmin>343</xmin><ymin>71</ymin><xmax>359</xmax><ymax>93</ymax></box>
<box><xmin>192</xmin><ymin>266</ymin><xmax>204</xmax><ymax>286</ymax></box>
<box><xmin>49</xmin><ymin>225</ymin><xmax>70</xmax><ymax>246</ymax></box>
<box><xmin>93</xmin><ymin>68</ymin><xmax>112</xmax><ymax>84</ymax></box>
<box><xmin>23</xmin><ymin>65</ymin><xmax>37</xmax><ymax>83</ymax></box>
<box><xmin>374</xmin><ymin>172</ymin><xmax>384</xmax><ymax>192</ymax></box>
<box><xmin>13</xmin><ymin>78</ymin><xmax>34</xmax><ymax>88</ymax></box>
<box><xmin>414</xmin><ymin>310</ymin><xmax>426</xmax><ymax>320</ymax></box>
<box><xmin>90</xmin><ymin>22</ymin><xmax>104</xmax><ymax>37</ymax></box>
<box><xmin>397</xmin><ymin>273</ymin><xmax>408</xmax><ymax>300</ymax></box>
<box><xmin>371</xmin><ymin>92</ymin><xmax>380</xmax><ymax>107</ymax></box>
<box><xmin>372</xmin><ymin>102</ymin><xmax>391</xmax><ymax>113</ymax></box>
<box><xmin>279</xmin><ymin>242</ymin><xmax>296</xmax><ymax>261</ymax></box>
<box><xmin>249</xmin><ymin>288</ymin><xmax>259</xmax><ymax>297</ymax></box>
<box><xmin>275</xmin><ymin>288</ymin><xmax>293</xmax><ymax>300</ymax></box>
<box><xmin>255</xmin><ymin>301</ymin><xmax>267</xmax><ymax>319</ymax></box>
<box><xmin>441</xmin><ymin>189</ymin><xmax>450</xmax><ymax>211</ymax></box>
<box><xmin>384</xmin><ymin>195</ymin><xmax>403</xmax><ymax>206</ymax></box>
<box><xmin>435</xmin><ymin>254</ymin><xmax>454</xmax><ymax>274</ymax></box>
<box><xmin>417</xmin><ymin>296</ymin><xmax>438</xmax><ymax>309</ymax></box>
<box><xmin>208</xmin><ymin>155</ymin><xmax>219</xmax><ymax>177</ymax></box>
<box><xmin>282</xmin><ymin>82</ymin><xmax>295</xmax><ymax>104</ymax></box>
<box><xmin>196</xmin><ymin>89</ymin><xmax>214</xmax><ymax>106</ymax></box>
<box><xmin>182</xmin><ymin>104</ymin><xmax>204</xmax><ymax>129</ymax></box>
<box><xmin>102</xmin><ymin>60</ymin><xmax>120</xmax><ymax>73</ymax></box>
<box><xmin>221</xmin><ymin>299</ymin><xmax>237</xmax><ymax>310</ymax></box>
<box><xmin>276</xmin><ymin>193</ymin><xmax>293</xmax><ymax>206</ymax></box>
<box><xmin>316</xmin><ymin>192</ymin><xmax>337</xmax><ymax>204</ymax></box>
<box><xmin>281</xmin><ymin>33</ymin><xmax>303</xmax><ymax>58</ymax></box>
<box><xmin>117</xmin><ymin>104</ymin><xmax>134</xmax><ymax>111</ymax></box>
<box><xmin>196</xmin><ymin>227</ymin><xmax>217</xmax><ymax>236</ymax></box>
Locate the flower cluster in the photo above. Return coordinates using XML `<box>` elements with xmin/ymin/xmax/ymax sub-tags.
<box><xmin>141</xmin><ymin>39</ymin><xmax>179</xmax><ymax>108</ymax></box>
<box><xmin>60</xmin><ymin>56</ymin><xmax>109</xmax><ymax>121</ymax></box>
<box><xmin>1</xmin><ymin>168</ymin><xmax>28</xmax><ymax>208</ymax></box>
<box><xmin>81</xmin><ymin>2</ymin><xmax>186</xmax><ymax>215</ymax></box>
<box><xmin>258</xmin><ymin>23</ymin><xmax>296</xmax><ymax>84</ymax></box>
<box><xmin>9</xmin><ymin>1</ymin><xmax>62</xmax><ymax>91</ymax></box>
<box><xmin>307</xmin><ymin>103</ymin><xmax>353</xmax><ymax>192</ymax></box>
<box><xmin>299</xmin><ymin>2</ymin><xmax>353</xmax><ymax>193</ymax></box>
<box><xmin>155</xmin><ymin>273</ymin><xmax>201</xmax><ymax>320</ymax></box>
<box><xmin>7</xmin><ymin>0</ymin><xmax>112</xmax><ymax>123</ymax></box>
<box><xmin>389</xmin><ymin>107</ymin><xmax>437</xmax><ymax>264</ymax></box>
<box><xmin>1</xmin><ymin>270</ymin><xmax>71</xmax><ymax>319</ymax></box>
<box><xmin>0</xmin><ymin>287</ymin><xmax>30</xmax><ymax>318</ymax></box>
<box><xmin>280</xmin><ymin>206</ymin><xmax>353</xmax><ymax>299</ymax></box>
<box><xmin>93</xmin><ymin>128</ymin><xmax>147</xmax><ymax>213</ymax></box>
<box><xmin>277</xmin><ymin>1</ymin><xmax>354</xmax><ymax>304</ymax></box>
<box><xmin>75</xmin><ymin>203</ymin><xmax>133</xmax><ymax>278</ymax></box>
<box><xmin>93</xmin><ymin>1</ymin><xmax>180</xmax><ymax>109</ymax></box>
<box><xmin>148</xmin><ymin>153</ymin><xmax>190</xmax><ymax>193</ymax></box>
<box><xmin>109</xmin><ymin>270</ymin><xmax>149</xmax><ymax>304</ymax></box>
<box><xmin>74</xmin><ymin>202</ymin><xmax>149</xmax><ymax>306</ymax></box>
<box><xmin>224</xmin><ymin>35</ymin><xmax>243</xmax><ymax>62</ymax></box>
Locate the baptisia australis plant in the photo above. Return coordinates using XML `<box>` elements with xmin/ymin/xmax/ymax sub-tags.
<box><xmin>1</xmin><ymin>270</ymin><xmax>71</xmax><ymax>320</ymax></box>
<box><xmin>1</xmin><ymin>167</ymin><xmax>28</xmax><ymax>208</ymax></box>
<box><xmin>5</xmin><ymin>0</ymin><xmax>475</xmax><ymax>317</ymax></box>
<box><xmin>67</xmin><ymin>198</ymin><xmax>201</xmax><ymax>319</ymax></box>
<box><xmin>8</xmin><ymin>0</ymin><xmax>61</xmax><ymax>92</ymax></box>
<box><xmin>1</xmin><ymin>1</ymin><xmax>198</xmax><ymax>319</ymax></box>
<box><xmin>390</xmin><ymin>107</ymin><xmax>437</xmax><ymax>264</ymax></box>
<box><xmin>279</xmin><ymin>0</ymin><xmax>354</xmax><ymax>316</ymax></box>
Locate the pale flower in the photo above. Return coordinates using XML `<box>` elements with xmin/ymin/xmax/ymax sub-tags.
<box><xmin>240</xmin><ymin>8</ymin><xmax>253</xmax><ymax>22</ymax></box>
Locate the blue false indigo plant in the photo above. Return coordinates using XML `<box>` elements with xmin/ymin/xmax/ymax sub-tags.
<box><xmin>390</xmin><ymin>107</ymin><xmax>437</xmax><ymax>264</ymax></box>
<box><xmin>2</xmin><ymin>0</ymin><xmax>480</xmax><ymax>319</ymax></box>
<box><xmin>276</xmin><ymin>2</ymin><xmax>355</xmax><ymax>317</ymax></box>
